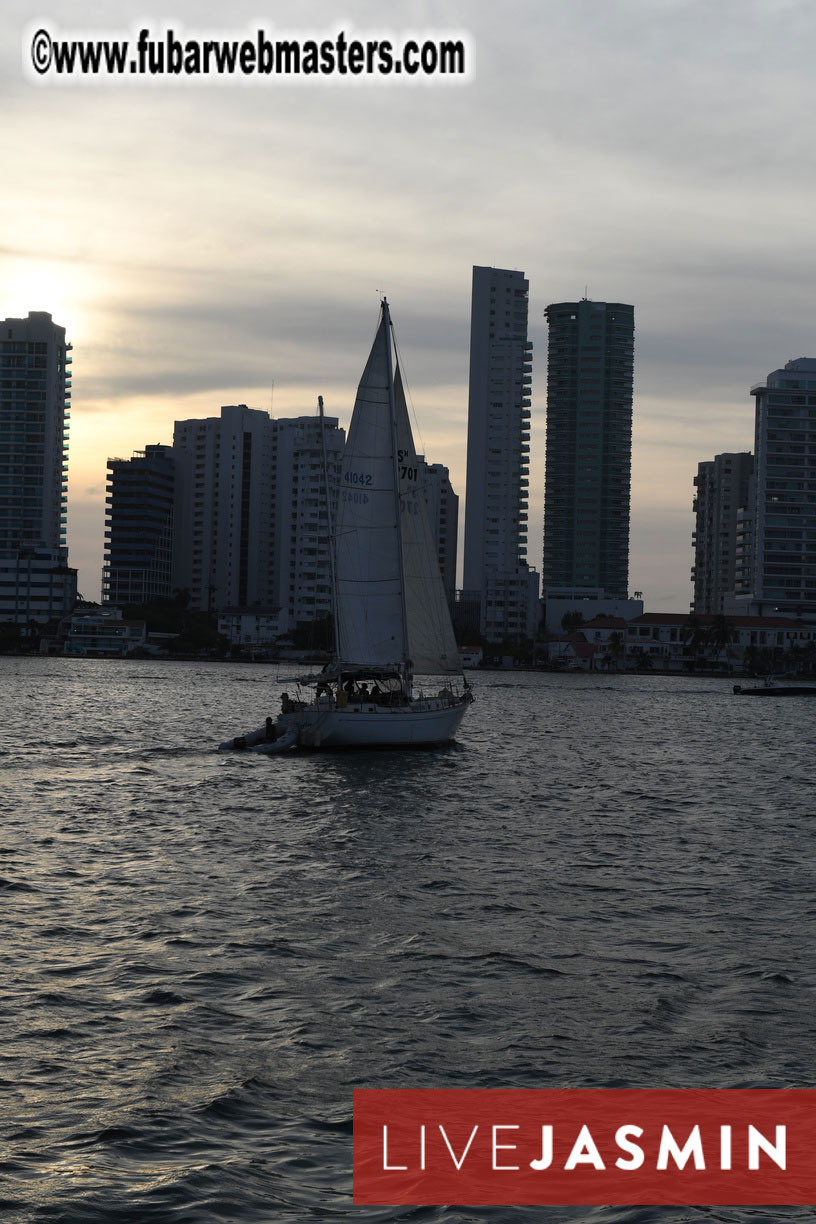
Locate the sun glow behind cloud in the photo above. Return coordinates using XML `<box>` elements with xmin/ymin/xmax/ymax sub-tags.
<box><xmin>2</xmin><ymin>257</ymin><xmax>93</xmax><ymax>341</ymax></box>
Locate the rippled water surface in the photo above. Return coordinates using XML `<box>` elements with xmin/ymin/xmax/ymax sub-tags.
<box><xmin>2</xmin><ymin>657</ymin><xmax>816</xmax><ymax>1223</ymax></box>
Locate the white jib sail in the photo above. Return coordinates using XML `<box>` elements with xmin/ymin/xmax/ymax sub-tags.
<box><xmin>394</xmin><ymin>365</ymin><xmax>462</xmax><ymax>675</ymax></box>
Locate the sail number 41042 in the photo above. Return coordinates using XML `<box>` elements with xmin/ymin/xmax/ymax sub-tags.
<box><xmin>344</xmin><ymin>471</ymin><xmax>372</xmax><ymax>486</ymax></box>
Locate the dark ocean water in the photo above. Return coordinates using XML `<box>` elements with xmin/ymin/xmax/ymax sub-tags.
<box><xmin>2</xmin><ymin>657</ymin><xmax>816</xmax><ymax>1223</ymax></box>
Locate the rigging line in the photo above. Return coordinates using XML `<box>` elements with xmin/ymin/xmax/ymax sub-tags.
<box><xmin>390</xmin><ymin>326</ymin><xmax>427</xmax><ymax>464</ymax></box>
<box><xmin>318</xmin><ymin>394</ymin><xmax>341</xmax><ymax>669</ymax></box>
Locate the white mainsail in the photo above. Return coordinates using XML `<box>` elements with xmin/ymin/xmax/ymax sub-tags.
<box><xmin>334</xmin><ymin>309</ymin><xmax>405</xmax><ymax>669</ymax></box>
<box><xmin>334</xmin><ymin>303</ymin><xmax>461</xmax><ymax>675</ymax></box>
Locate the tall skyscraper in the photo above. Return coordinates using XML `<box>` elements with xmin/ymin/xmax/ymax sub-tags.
<box><xmin>0</xmin><ymin>311</ymin><xmax>76</xmax><ymax>622</ymax></box>
<box><xmin>103</xmin><ymin>445</ymin><xmax>177</xmax><ymax>606</ymax></box>
<box><xmin>172</xmin><ymin>404</ymin><xmax>275</xmax><ymax>612</ymax></box>
<box><xmin>739</xmin><ymin>358</ymin><xmax>816</xmax><ymax>613</ymax></box>
<box><xmin>542</xmin><ymin>299</ymin><xmax>634</xmax><ymax>599</ymax></box>
<box><xmin>691</xmin><ymin>452</ymin><xmax>753</xmax><ymax>613</ymax></box>
<box><xmin>464</xmin><ymin>266</ymin><xmax>539</xmax><ymax>641</ymax></box>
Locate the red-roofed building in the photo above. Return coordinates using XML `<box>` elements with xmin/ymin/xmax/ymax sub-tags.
<box><xmin>542</xmin><ymin>610</ymin><xmax>816</xmax><ymax>673</ymax></box>
<box><xmin>547</xmin><ymin>632</ymin><xmax>599</xmax><ymax>669</ymax></box>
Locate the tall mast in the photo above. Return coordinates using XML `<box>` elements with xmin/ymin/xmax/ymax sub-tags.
<box><xmin>382</xmin><ymin>300</ymin><xmax>411</xmax><ymax>677</ymax></box>
<box><xmin>318</xmin><ymin>394</ymin><xmax>342</xmax><ymax>675</ymax></box>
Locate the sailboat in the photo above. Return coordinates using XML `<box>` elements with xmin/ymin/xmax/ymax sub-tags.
<box><xmin>221</xmin><ymin>300</ymin><xmax>473</xmax><ymax>751</ymax></box>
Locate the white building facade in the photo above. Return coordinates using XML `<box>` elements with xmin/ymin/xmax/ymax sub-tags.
<box><xmin>271</xmin><ymin>415</ymin><xmax>344</xmax><ymax>629</ymax></box>
<box><xmin>172</xmin><ymin>405</ymin><xmax>275</xmax><ymax>613</ymax></box>
<box><xmin>218</xmin><ymin>606</ymin><xmax>289</xmax><ymax>647</ymax></box>
<box><xmin>463</xmin><ymin>266</ymin><xmax>539</xmax><ymax>641</ymax></box>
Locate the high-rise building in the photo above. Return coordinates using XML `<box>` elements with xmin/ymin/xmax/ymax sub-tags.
<box><xmin>103</xmin><ymin>445</ymin><xmax>177</xmax><ymax>606</ymax></box>
<box><xmin>691</xmin><ymin>452</ymin><xmax>753</xmax><ymax>613</ymax></box>
<box><xmin>172</xmin><ymin>404</ymin><xmax>275</xmax><ymax>612</ymax></box>
<box><xmin>463</xmin><ymin>266</ymin><xmax>539</xmax><ymax>641</ymax></box>
<box><xmin>419</xmin><ymin>459</ymin><xmax>458</xmax><ymax>601</ymax></box>
<box><xmin>0</xmin><ymin>311</ymin><xmax>76</xmax><ymax>622</ymax></box>
<box><xmin>270</xmin><ymin>415</ymin><xmax>344</xmax><ymax>629</ymax></box>
<box><xmin>169</xmin><ymin>406</ymin><xmax>345</xmax><ymax>626</ymax></box>
<box><xmin>542</xmin><ymin>299</ymin><xmax>634</xmax><ymax>599</ymax></box>
<box><xmin>737</xmin><ymin>359</ymin><xmax>816</xmax><ymax>614</ymax></box>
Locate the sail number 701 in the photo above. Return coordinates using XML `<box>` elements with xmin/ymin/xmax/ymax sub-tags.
<box><xmin>397</xmin><ymin>449</ymin><xmax>417</xmax><ymax>481</ymax></box>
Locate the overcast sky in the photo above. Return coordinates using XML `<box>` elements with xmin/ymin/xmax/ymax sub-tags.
<box><xmin>4</xmin><ymin>0</ymin><xmax>816</xmax><ymax>608</ymax></box>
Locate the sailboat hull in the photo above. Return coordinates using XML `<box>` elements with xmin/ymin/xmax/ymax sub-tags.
<box><xmin>281</xmin><ymin>695</ymin><xmax>471</xmax><ymax>749</ymax></box>
<box><xmin>222</xmin><ymin>693</ymin><xmax>471</xmax><ymax>752</ymax></box>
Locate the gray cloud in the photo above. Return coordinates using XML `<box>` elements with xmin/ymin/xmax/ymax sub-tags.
<box><xmin>5</xmin><ymin>0</ymin><xmax>816</xmax><ymax>605</ymax></box>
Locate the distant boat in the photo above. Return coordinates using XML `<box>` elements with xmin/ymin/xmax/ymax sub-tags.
<box><xmin>733</xmin><ymin>681</ymin><xmax>816</xmax><ymax>696</ymax></box>
<box><xmin>221</xmin><ymin>300</ymin><xmax>473</xmax><ymax>752</ymax></box>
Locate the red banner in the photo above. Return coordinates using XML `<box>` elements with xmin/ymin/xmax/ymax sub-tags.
<box><xmin>353</xmin><ymin>1089</ymin><xmax>816</xmax><ymax>1205</ymax></box>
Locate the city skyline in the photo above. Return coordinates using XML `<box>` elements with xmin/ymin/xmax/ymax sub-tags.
<box><xmin>5</xmin><ymin>1</ymin><xmax>816</xmax><ymax>608</ymax></box>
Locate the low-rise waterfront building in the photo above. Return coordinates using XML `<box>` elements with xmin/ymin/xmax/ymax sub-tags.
<box><xmin>546</xmin><ymin>634</ymin><xmax>599</xmax><ymax>669</ymax></box>
<box><xmin>624</xmin><ymin>611</ymin><xmax>813</xmax><ymax>672</ymax></box>
<box><xmin>543</xmin><ymin>610</ymin><xmax>815</xmax><ymax>673</ymax></box>
<box><xmin>542</xmin><ymin>587</ymin><xmax>643</xmax><ymax>635</ymax></box>
<box><xmin>217</xmin><ymin>606</ymin><xmax>288</xmax><ymax>648</ymax></box>
<box><xmin>62</xmin><ymin>605</ymin><xmax>147</xmax><ymax>656</ymax></box>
